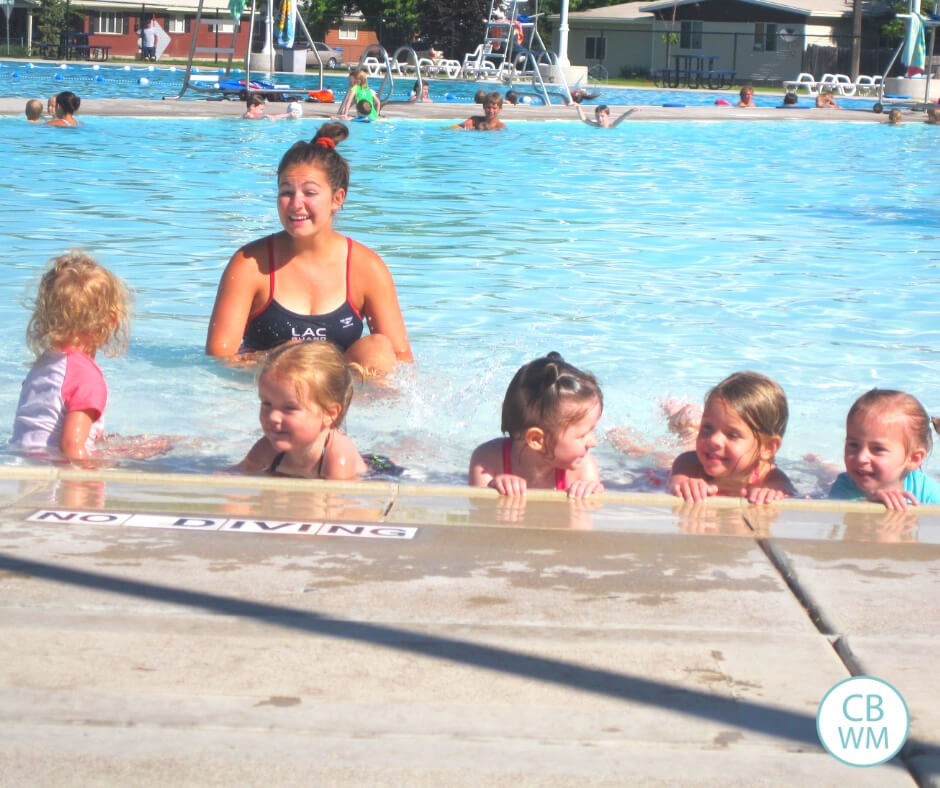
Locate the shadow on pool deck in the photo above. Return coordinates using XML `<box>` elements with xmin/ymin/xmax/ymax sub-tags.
<box><xmin>0</xmin><ymin>465</ymin><xmax>937</xmax><ymax>784</ymax></box>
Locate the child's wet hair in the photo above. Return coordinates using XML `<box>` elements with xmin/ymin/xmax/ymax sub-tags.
<box><xmin>595</xmin><ymin>104</ymin><xmax>610</xmax><ymax>116</ymax></box>
<box><xmin>25</xmin><ymin>98</ymin><xmax>43</xmax><ymax>120</ymax></box>
<box><xmin>484</xmin><ymin>92</ymin><xmax>503</xmax><ymax>108</ymax></box>
<box><xmin>351</xmin><ymin>68</ymin><xmax>369</xmax><ymax>88</ymax></box>
<box><xmin>27</xmin><ymin>250</ymin><xmax>131</xmax><ymax>357</ymax></box>
<box><xmin>276</xmin><ymin>122</ymin><xmax>350</xmax><ymax>193</ymax></box>
<box><xmin>848</xmin><ymin>389</ymin><xmax>935</xmax><ymax>455</ymax></box>
<box><xmin>356</xmin><ymin>98</ymin><xmax>373</xmax><ymax>116</ymax></box>
<box><xmin>501</xmin><ymin>351</ymin><xmax>602</xmax><ymax>444</ymax></box>
<box><xmin>54</xmin><ymin>91</ymin><xmax>80</xmax><ymax>115</ymax></box>
<box><xmin>246</xmin><ymin>93</ymin><xmax>265</xmax><ymax>109</ymax></box>
<box><xmin>260</xmin><ymin>342</ymin><xmax>356</xmax><ymax>427</ymax></box>
<box><xmin>705</xmin><ymin>371</ymin><xmax>788</xmax><ymax>441</ymax></box>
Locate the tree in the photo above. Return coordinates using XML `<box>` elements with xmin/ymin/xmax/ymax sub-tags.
<box><xmin>416</xmin><ymin>0</ymin><xmax>488</xmax><ymax>59</ymax></box>
<box><xmin>881</xmin><ymin>0</ymin><xmax>935</xmax><ymax>43</ymax></box>
<box><xmin>356</xmin><ymin>0</ymin><xmax>421</xmax><ymax>51</ymax></box>
<box><xmin>33</xmin><ymin>0</ymin><xmax>79</xmax><ymax>46</ymax></box>
<box><xmin>299</xmin><ymin>0</ymin><xmax>347</xmax><ymax>41</ymax></box>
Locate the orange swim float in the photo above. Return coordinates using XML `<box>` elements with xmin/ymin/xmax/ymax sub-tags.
<box><xmin>307</xmin><ymin>88</ymin><xmax>335</xmax><ymax>103</ymax></box>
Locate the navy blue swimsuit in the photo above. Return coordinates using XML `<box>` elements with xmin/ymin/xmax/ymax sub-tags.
<box><xmin>242</xmin><ymin>236</ymin><xmax>365</xmax><ymax>352</ymax></box>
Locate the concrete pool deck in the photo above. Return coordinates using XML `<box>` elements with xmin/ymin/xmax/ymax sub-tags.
<box><xmin>0</xmin><ymin>94</ymin><xmax>893</xmax><ymax>122</ymax></box>
<box><xmin>0</xmin><ymin>464</ymin><xmax>938</xmax><ymax>785</ymax></box>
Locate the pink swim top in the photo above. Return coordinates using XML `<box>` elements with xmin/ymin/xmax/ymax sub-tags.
<box><xmin>502</xmin><ymin>437</ymin><xmax>566</xmax><ymax>491</ymax></box>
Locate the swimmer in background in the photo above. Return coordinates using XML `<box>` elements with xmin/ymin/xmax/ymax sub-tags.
<box><xmin>669</xmin><ymin>371</ymin><xmax>795</xmax><ymax>504</ymax></box>
<box><xmin>469</xmin><ymin>352</ymin><xmax>604</xmax><ymax>499</ymax></box>
<box><xmin>737</xmin><ymin>85</ymin><xmax>756</xmax><ymax>107</ymax></box>
<box><xmin>782</xmin><ymin>92</ymin><xmax>798</xmax><ymax>106</ymax></box>
<box><xmin>24</xmin><ymin>99</ymin><xmax>44</xmax><ymax>122</ymax></box>
<box><xmin>234</xmin><ymin>342</ymin><xmax>368</xmax><ymax>479</ymax></box>
<box><xmin>926</xmin><ymin>106</ymin><xmax>939</xmax><ymax>124</ymax></box>
<box><xmin>816</xmin><ymin>90</ymin><xmax>841</xmax><ymax>108</ymax></box>
<box><xmin>473</xmin><ymin>89</ymin><xmax>487</xmax><ymax>104</ymax></box>
<box><xmin>455</xmin><ymin>92</ymin><xmax>506</xmax><ymax>131</ymax></box>
<box><xmin>576</xmin><ymin>103</ymin><xmax>639</xmax><ymax>128</ymax></box>
<box><xmin>46</xmin><ymin>91</ymin><xmax>81</xmax><ymax>127</ymax></box>
<box><xmin>886</xmin><ymin>108</ymin><xmax>903</xmax><ymax>125</ymax></box>
<box><xmin>505</xmin><ymin>89</ymin><xmax>519</xmax><ymax>105</ymax></box>
<box><xmin>336</xmin><ymin>69</ymin><xmax>381</xmax><ymax>120</ymax></box>
<box><xmin>409</xmin><ymin>80</ymin><xmax>433</xmax><ymax>102</ymax></box>
<box><xmin>567</xmin><ymin>88</ymin><xmax>600</xmax><ymax>105</ymax></box>
<box><xmin>828</xmin><ymin>389</ymin><xmax>940</xmax><ymax>511</ymax></box>
<box><xmin>243</xmin><ymin>94</ymin><xmax>302</xmax><ymax>121</ymax></box>
<box><xmin>354</xmin><ymin>98</ymin><xmax>379</xmax><ymax>121</ymax></box>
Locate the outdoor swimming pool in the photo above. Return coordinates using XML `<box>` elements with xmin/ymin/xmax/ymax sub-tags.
<box><xmin>1</xmin><ymin>114</ymin><xmax>937</xmax><ymax>492</ymax></box>
<box><xmin>0</xmin><ymin>60</ymin><xmax>877</xmax><ymax>108</ymax></box>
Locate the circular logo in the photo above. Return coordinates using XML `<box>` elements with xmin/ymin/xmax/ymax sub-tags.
<box><xmin>817</xmin><ymin>676</ymin><xmax>909</xmax><ymax>766</ymax></box>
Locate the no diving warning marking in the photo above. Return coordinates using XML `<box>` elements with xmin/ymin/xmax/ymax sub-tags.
<box><xmin>27</xmin><ymin>510</ymin><xmax>417</xmax><ymax>540</ymax></box>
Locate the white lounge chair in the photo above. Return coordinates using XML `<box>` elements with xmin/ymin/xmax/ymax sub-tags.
<box><xmin>360</xmin><ymin>56</ymin><xmax>383</xmax><ymax>77</ymax></box>
<box><xmin>436</xmin><ymin>59</ymin><xmax>461</xmax><ymax>78</ymax></box>
<box><xmin>782</xmin><ymin>72</ymin><xmax>819</xmax><ymax>95</ymax></box>
<box><xmin>819</xmin><ymin>73</ymin><xmax>856</xmax><ymax>96</ymax></box>
<box><xmin>461</xmin><ymin>45</ymin><xmax>499</xmax><ymax>79</ymax></box>
<box><xmin>854</xmin><ymin>74</ymin><xmax>877</xmax><ymax>96</ymax></box>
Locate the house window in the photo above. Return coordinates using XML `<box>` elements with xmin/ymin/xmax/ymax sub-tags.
<box><xmin>680</xmin><ymin>20</ymin><xmax>702</xmax><ymax>50</ymax></box>
<box><xmin>585</xmin><ymin>36</ymin><xmax>605</xmax><ymax>60</ymax></box>
<box><xmin>754</xmin><ymin>22</ymin><xmax>778</xmax><ymax>52</ymax></box>
<box><xmin>93</xmin><ymin>12</ymin><xmax>127</xmax><ymax>34</ymax></box>
<box><xmin>209</xmin><ymin>19</ymin><xmax>236</xmax><ymax>33</ymax></box>
<box><xmin>167</xmin><ymin>15</ymin><xmax>186</xmax><ymax>34</ymax></box>
<box><xmin>338</xmin><ymin>24</ymin><xmax>358</xmax><ymax>41</ymax></box>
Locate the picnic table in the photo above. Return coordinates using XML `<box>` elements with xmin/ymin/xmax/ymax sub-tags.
<box><xmin>34</xmin><ymin>33</ymin><xmax>111</xmax><ymax>61</ymax></box>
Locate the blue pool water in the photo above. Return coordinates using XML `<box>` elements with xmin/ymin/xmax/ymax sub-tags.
<box><xmin>0</xmin><ymin>59</ymin><xmax>875</xmax><ymax>108</ymax></box>
<box><xmin>1</xmin><ymin>114</ymin><xmax>937</xmax><ymax>493</ymax></box>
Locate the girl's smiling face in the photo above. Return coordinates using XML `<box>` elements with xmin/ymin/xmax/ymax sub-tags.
<box><xmin>258</xmin><ymin>372</ymin><xmax>334</xmax><ymax>457</ymax></box>
<box><xmin>546</xmin><ymin>398</ymin><xmax>602</xmax><ymax>471</ymax></box>
<box><xmin>276</xmin><ymin>162</ymin><xmax>345</xmax><ymax>238</ymax></box>
<box><xmin>843</xmin><ymin>409</ymin><xmax>925</xmax><ymax>495</ymax></box>
<box><xmin>695</xmin><ymin>397</ymin><xmax>761</xmax><ymax>482</ymax></box>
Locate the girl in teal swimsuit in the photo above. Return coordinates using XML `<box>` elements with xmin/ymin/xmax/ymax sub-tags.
<box><xmin>468</xmin><ymin>352</ymin><xmax>605</xmax><ymax>499</ymax></box>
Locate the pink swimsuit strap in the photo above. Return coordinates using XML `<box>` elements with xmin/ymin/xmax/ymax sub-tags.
<box><xmin>502</xmin><ymin>437</ymin><xmax>566</xmax><ymax>491</ymax></box>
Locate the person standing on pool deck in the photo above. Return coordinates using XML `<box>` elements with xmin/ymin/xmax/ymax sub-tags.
<box><xmin>140</xmin><ymin>19</ymin><xmax>158</xmax><ymax>61</ymax></box>
<box><xmin>206</xmin><ymin>122</ymin><xmax>412</xmax><ymax>376</ymax></box>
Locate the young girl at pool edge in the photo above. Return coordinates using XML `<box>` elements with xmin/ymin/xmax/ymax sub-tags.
<box><xmin>235</xmin><ymin>342</ymin><xmax>367</xmax><ymax>479</ymax></box>
<box><xmin>829</xmin><ymin>389</ymin><xmax>940</xmax><ymax>511</ymax></box>
<box><xmin>468</xmin><ymin>352</ymin><xmax>604</xmax><ymax>499</ymax></box>
<box><xmin>670</xmin><ymin>371</ymin><xmax>794</xmax><ymax>504</ymax></box>
<box><xmin>11</xmin><ymin>252</ymin><xmax>172</xmax><ymax>462</ymax></box>
<box><xmin>206</xmin><ymin>122</ymin><xmax>412</xmax><ymax>376</ymax></box>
